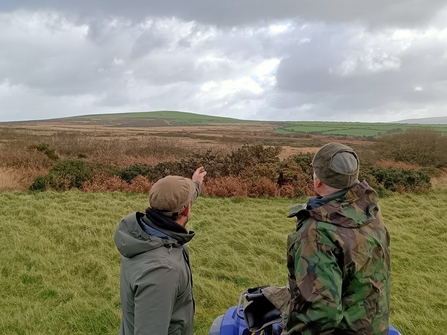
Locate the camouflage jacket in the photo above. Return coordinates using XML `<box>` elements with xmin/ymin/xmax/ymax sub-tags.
<box><xmin>284</xmin><ymin>181</ymin><xmax>390</xmax><ymax>335</ymax></box>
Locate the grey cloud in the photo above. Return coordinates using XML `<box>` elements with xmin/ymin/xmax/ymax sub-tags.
<box><xmin>3</xmin><ymin>0</ymin><xmax>447</xmax><ymax>28</ymax></box>
<box><xmin>265</xmin><ymin>23</ymin><xmax>447</xmax><ymax>120</ymax></box>
<box><xmin>131</xmin><ymin>32</ymin><xmax>167</xmax><ymax>59</ymax></box>
<box><xmin>1</xmin><ymin>3</ymin><xmax>447</xmax><ymax>122</ymax></box>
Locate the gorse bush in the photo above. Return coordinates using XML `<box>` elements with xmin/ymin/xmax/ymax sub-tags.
<box><xmin>49</xmin><ymin>160</ymin><xmax>92</xmax><ymax>189</ymax></box>
<box><xmin>360</xmin><ymin>165</ymin><xmax>431</xmax><ymax>194</ymax></box>
<box><xmin>118</xmin><ymin>164</ymin><xmax>154</xmax><ymax>183</ymax></box>
<box><xmin>29</xmin><ymin>176</ymin><xmax>50</xmax><ymax>192</ymax></box>
<box><xmin>118</xmin><ymin>145</ymin><xmax>282</xmax><ymax>181</ymax></box>
<box><xmin>29</xmin><ymin>145</ymin><xmax>434</xmax><ymax>196</ymax></box>
<box><xmin>30</xmin><ymin>160</ymin><xmax>92</xmax><ymax>191</ymax></box>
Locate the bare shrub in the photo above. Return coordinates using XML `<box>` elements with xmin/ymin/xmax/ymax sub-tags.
<box><xmin>202</xmin><ymin>177</ymin><xmax>249</xmax><ymax>197</ymax></box>
<box><xmin>82</xmin><ymin>174</ymin><xmax>130</xmax><ymax>192</ymax></box>
<box><xmin>248</xmin><ymin>177</ymin><xmax>280</xmax><ymax>197</ymax></box>
<box><xmin>375</xmin><ymin>129</ymin><xmax>447</xmax><ymax>168</ymax></box>
<box><xmin>127</xmin><ymin>175</ymin><xmax>154</xmax><ymax>193</ymax></box>
<box><xmin>279</xmin><ymin>184</ymin><xmax>296</xmax><ymax>197</ymax></box>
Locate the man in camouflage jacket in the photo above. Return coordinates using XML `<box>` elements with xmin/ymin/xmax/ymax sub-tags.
<box><xmin>284</xmin><ymin>143</ymin><xmax>390</xmax><ymax>335</ymax></box>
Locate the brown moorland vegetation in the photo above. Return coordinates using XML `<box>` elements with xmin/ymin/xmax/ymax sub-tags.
<box><xmin>0</xmin><ymin>122</ymin><xmax>445</xmax><ymax>196</ymax></box>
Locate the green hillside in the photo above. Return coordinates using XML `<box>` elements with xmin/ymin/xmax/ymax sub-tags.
<box><xmin>69</xmin><ymin>111</ymin><xmax>248</xmax><ymax>127</ymax></box>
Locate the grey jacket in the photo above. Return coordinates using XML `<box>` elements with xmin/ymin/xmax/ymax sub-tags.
<box><xmin>114</xmin><ymin>212</ymin><xmax>195</xmax><ymax>335</ymax></box>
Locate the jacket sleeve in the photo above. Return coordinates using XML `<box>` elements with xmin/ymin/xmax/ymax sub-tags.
<box><xmin>191</xmin><ymin>181</ymin><xmax>201</xmax><ymax>204</ymax></box>
<box><xmin>134</xmin><ymin>265</ymin><xmax>179</xmax><ymax>335</ymax></box>
<box><xmin>286</xmin><ymin>237</ymin><xmax>343</xmax><ymax>334</ymax></box>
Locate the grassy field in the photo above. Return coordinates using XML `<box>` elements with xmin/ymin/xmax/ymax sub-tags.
<box><xmin>275</xmin><ymin>121</ymin><xmax>447</xmax><ymax>137</ymax></box>
<box><xmin>1</xmin><ymin>191</ymin><xmax>447</xmax><ymax>335</ymax></box>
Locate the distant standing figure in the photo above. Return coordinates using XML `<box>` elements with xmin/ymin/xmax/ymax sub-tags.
<box><xmin>283</xmin><ymin>143</ymin><xmax>390</xmax><ymax>334</ymax></box>
<box><xmin>114</xmin><ymin>167</ymin><xmax>206</xmax><ymax>335</ymax></box>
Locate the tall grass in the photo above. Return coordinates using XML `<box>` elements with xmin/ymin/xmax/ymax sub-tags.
<box><xmin>0</xmin><ymin>191</ymin><xmax>446</xmax><ymax>334</ymax></box>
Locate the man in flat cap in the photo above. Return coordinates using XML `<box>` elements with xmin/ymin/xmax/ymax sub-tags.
<box><xmin>114</xmin><ymin>167</ymin><xmax>206</xmax><ymax>335</ymax></box>
<box><xmin>283</xmin><ymin>143</ymin><xmax>390</xmax><ymax>335</ymax></box>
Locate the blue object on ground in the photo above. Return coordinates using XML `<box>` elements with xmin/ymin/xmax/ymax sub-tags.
<box><xmin>209</xmin><ymin>305</ymin><xmax>402</xmax><ymax>335</ymax></box>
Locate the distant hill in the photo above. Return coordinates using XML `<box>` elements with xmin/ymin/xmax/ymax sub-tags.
<box><xmin>47</xmin><ymin>110</ymin><xmax>251</xmax><ymax>127</ymax></box>
<box><xmin>6</xmin><ymin>111</ymin><xmax>447</xmax><ymax>136</ymax></box>
<box><xmin>397</xmin><ymin>116</ymin><xmax>447</xmax><ymax>124</ymax></box>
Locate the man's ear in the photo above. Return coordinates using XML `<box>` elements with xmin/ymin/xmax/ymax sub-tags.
<box><xmin>313</xmin><ymin>175</ymin><xmax>325</xmax><ymax>195</ymax></box>
<box><xmin>181</xmin><ymin>203</ymin><xmax>191</xmax><ymax>217</ymax></box>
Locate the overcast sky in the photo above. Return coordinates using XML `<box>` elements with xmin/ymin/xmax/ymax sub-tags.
<box><xmin>1</xmin><ymin>1</ymin><xmax>447</xmax><ymax>122</ymax></box>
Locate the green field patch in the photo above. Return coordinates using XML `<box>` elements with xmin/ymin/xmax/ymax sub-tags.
<box><xmin>1</xmin><ymin>191</ymin><xmax>447</xmax><ymax>334</ymax></box>
<box><xmin>275</xmin><ymin>121</ymin><xmax>447</xmax><ymax>137</ymax></box>
<box><xmin>322</xmin><ymin>128</ymin><xmax>385</xmax><ymax>136</ymax></box>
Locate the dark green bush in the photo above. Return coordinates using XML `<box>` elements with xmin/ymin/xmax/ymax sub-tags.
<box><xmin>225</xmin><ymin>145</ymin><xmax>281</xmax><ymax>174</ymax></box>
<box><xmin>29</xmin><ymin>176</ymin><xmax>50</xmax><ymax>192</ymax></box>
<box><xmin>48</xmin><ymin>160</ymin><xmax>92</xmax><ymax>190</ymax></box>
<box><xmin>116</xmin><ymin>145</ymin><xmax>284</xmax><ymax>183</ymax></box>
<box><xmin>30</xmin><ymin>159</ymin><xmax>92</xmax><ymax>191</ymax></box>
<box><xmin>360</xmin><ymin>165</ymin><xmax>431</xmax><ymax>193</ymax></box>
<box><xmin>118</xmin><ymin>164</ymin><xmax>154</xmax><ymax>183</ymax></box>
<box><xmin>48</xmin><ymin>159</ymin><xmax>92</xmax><ymax>189</ymax></box>
<box><xmin>291</xmin><ymin>153</ymin><xmax>314</xmax><ymax>175</ymax></box>
<box><xmin>179</xmin><ymin>149</ymin><xmax>227</xmax><ymax>178</ymax></box>
<box><xmin>29</xmin><ymin>160</ymin><xmax>118</xmax><ymax>191</ymax></box>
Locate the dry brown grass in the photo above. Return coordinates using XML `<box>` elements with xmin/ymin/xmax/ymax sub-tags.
<box><xmin>0</xmin><ymin>144</ymin><xmax>53</xmax><ymax>170</ymax></box>
<box><xmin>431</xmin><ymin>169</ymin><xmax>447</xmax><ymax>190</ymax></box>
<box><xmin>0</xmin><ymin>168</ymin><xmax>24</xmax><ymax>191</ymax></box>
<box><xmin>0</xmin><ymin>168</ymin><xmax>45</xmax><ymax>191</ymax></box>
<box><xmin>278</xmin><ymin>146</ymin><xmax>319</xmax><ymax>160</ymax></box>
<box><xmin>376</xmin><ymin>160</ymin><xmax>421</xmax><ymax>170</ymax></box>
<box><xmin>0</xmin><ymin>130</ymin><xmax>195</xmax><ymax>169</ymax></box>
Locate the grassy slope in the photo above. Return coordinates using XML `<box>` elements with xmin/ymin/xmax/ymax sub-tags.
<box><xmin>0</xmin><ymin>191</ymin><xmax>446</xmax><ymax>334</ymax></box>
<box><xmin>74</xmin><ymin>111</ymin><xmax>247</xmax><ymax>125</ymax></box>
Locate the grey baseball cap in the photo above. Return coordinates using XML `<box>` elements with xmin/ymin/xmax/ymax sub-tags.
<box><xmin>312</xmin><ymin>142</ymin><xmax>359</xmax><ymax>189</ymax></box>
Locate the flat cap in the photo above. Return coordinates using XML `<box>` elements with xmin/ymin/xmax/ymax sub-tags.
<box><xmin>312</xmin><ymin>142</ymin><xmax>359</xmax><ymax>189</ymax></box>
<box><xmin>149</xmin><ymin>176</ymin><xmax>196</xmax><ymax>216</ymax></box>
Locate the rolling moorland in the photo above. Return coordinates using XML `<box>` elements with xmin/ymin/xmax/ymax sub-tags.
<box><xmin>1</xmin><ymin>110</ymin><xmax>447</xmax><ymax>334</ymax></box>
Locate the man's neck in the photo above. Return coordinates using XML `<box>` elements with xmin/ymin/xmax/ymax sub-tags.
<box><xmin>175</xmin><ymin>216</ymin><xmax>187</xmax><ymax>227</ymax></box>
